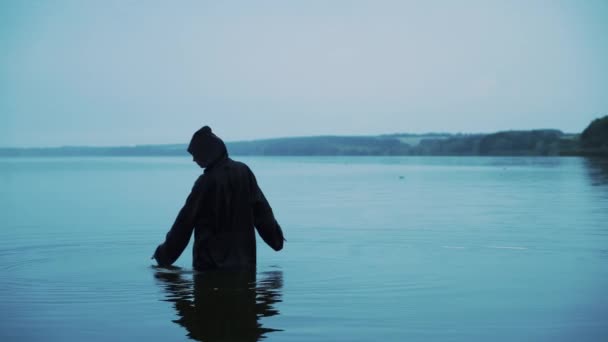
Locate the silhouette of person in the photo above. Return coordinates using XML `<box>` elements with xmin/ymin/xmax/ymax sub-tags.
<box><xmin>153</xmin><ymin>126</ymin><xmax>285</xmax><ymax>270</ymax></box>
<box><xmin>154</xmin><ymin>268</ymin><xmax>283</xmax><ymax>342</ymax></box>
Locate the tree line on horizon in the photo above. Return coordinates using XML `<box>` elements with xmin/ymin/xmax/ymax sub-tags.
<box><xmin>1</xmin><ymin>116</ymin><xmax>606</xmax><ymax>157</ymax></box>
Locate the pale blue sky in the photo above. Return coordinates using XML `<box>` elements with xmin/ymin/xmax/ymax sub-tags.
<box><xmin>1</xmin><ymin>0</ymin><xmax>607</xmax><ymax>147</ymax></box>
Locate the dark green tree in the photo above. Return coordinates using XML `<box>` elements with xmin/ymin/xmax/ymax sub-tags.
<box><xmin>581</xmin><ymin>115</ymin><xmax>608</xmax><ymax>149</ymax></box>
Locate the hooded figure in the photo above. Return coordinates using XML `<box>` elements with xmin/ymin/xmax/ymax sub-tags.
<box><xmin>153</xmin><ymin>126</ymin><xmax>284</xmax><ymax>270</ymax></box>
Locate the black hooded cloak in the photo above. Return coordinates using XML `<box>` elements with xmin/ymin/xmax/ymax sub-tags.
<box><xmin>154</xmin><ymin>126</ymin><xmax>284</xmax><ymax>270</ymax></box>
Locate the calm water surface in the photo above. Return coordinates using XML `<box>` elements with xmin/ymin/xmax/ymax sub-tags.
<box><xmin>1</xmin><ymin>156</ymin><xmax>607</xmax><ymax>341</ymax></box>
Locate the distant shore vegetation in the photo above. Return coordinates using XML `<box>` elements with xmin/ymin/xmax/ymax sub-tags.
<box><xmin>2</xmin><ymin>116</ymin><xmax>606</xmax><ymax>157</ymax></box>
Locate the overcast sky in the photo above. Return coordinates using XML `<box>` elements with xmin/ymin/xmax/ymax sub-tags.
<box><xmin>1</xmin><ymin>0</ymin><xmax>607</xmax><ymax>147</ymax></box>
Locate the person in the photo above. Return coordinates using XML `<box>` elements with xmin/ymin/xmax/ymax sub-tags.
<box><xmin>153</xmin><ymin>126</ymin><xmax>284</xmax><ymax>270</ymax></box>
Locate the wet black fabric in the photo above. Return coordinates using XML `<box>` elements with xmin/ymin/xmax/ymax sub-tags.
<box><xmin>153</xmin><ymin>156</ymin><xmax>284</xmax><ymax>270</ymax></box>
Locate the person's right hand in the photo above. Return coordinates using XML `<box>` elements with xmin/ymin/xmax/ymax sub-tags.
<box><xmin>152</xmin><ymin>244</ymin><xmax>167</xmax><ymax>265</ymax></box>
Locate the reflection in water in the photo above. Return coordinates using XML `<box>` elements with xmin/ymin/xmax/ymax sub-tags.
<box><xmin>155</xmin><ymin>268</ymin><xmax>283</xmax><ymax>342</ymax></box>
<box><xmin>583</xmin><ymin>157</ymin><xmax>608</xmax><ymax>186</ymax></box>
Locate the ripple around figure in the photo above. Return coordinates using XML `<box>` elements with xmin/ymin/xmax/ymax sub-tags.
<box><xmin>153</xmin><ymin>267</ymin><xmax>285</xmax><ymax>342</ymax></box>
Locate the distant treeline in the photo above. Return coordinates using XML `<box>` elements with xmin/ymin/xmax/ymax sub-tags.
<box><xmin>2</xmin><ymin>116</ymin><xmax>607</xmax><ymax>157</ymax></box>
<box><xmin>0</xmin><ymin>144</ymin><xmax>187</xmax><ymax>157</ymax></box>
<box><xmin>229</xmin><ymin>130</ymin><xmax>571</xmax><ymax>156</ymax></box>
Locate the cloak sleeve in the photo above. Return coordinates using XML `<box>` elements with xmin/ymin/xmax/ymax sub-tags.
<box><xmin>249</xmin><ymin>169</ymin><xmax>284</xmax><ymax>251</ymax></box>
<box><xmin>154</xmin><ymin>178</ymin><xmax>204</xmax><ymax>266</ymax></box>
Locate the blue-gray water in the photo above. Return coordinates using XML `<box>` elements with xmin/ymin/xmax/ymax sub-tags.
<box><xmin>1</xmin><ymin>156</ymin><xmax>607</xmax><ymax>341</ymax></box>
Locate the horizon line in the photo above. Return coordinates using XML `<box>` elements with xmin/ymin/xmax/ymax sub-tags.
<box><xmin>0</xmin><ymin>128</ymin><xmax>578</xmax><ymax>149</ymax></box>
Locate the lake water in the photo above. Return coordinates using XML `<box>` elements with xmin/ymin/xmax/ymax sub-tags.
<box><xmin>1</xmin><ymin>156</ymin><xmax>607</xmax><ymax>341</ymax></box>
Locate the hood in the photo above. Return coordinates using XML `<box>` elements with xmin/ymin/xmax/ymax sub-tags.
<box><xmin>187</xmin><ymin>126</ymin><xmax>228</xmax><ymax>167</ymax></box>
